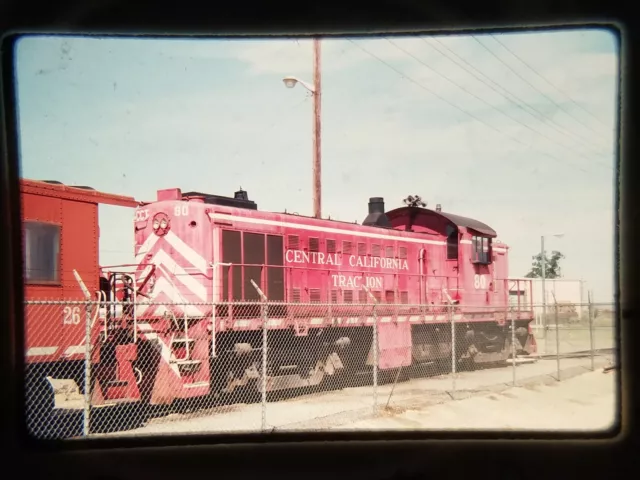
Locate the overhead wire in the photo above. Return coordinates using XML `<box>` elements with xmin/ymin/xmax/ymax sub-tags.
<box><xmin>472</xmin><ymin>35</ymin><xmax>611</xmax><ymax>144</ymax></box>
<box><xmin>489</xmin><ymin>33</ymin><xmax>614</xmax><ymax>132</ymax></box>
<box><xmin>347</xmin><ymin>39</ymin><xmax>601</xmax><ymax>175</ymax></box>
<box><xmin>423</xmin><ymin>36</ymin><xmax>612</xmax><ymax>158</ymax></box>
<box><xmin>385</xmin><ymin>37</ymin><xmax>611</xmax><ymax>170</ymax></box>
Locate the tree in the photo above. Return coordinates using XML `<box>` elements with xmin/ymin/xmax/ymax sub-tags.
<box><xmin>525</xmin><ymin>250</ymin><xmax>565</xmax><ymax>279</ymax></box>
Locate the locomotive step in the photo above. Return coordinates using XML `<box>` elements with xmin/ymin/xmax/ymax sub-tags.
<box><xmin>171</xmin><ymin>338</ymin><xmax>195</xmax><ymax>344</ymax></box>
<box><xmin>171</xmin><ymin>359</ymin><xmax>202</xmax><ymax>366</ymax></box>
<box><xmin>106</xmin><ymin>380</ymin><xmax>129</xmax><ymax>387</ymax></box>
<box><xmin>183</xmin><ymin>381</ymin><xmax>209</xmax><ymax>389</ymax></box>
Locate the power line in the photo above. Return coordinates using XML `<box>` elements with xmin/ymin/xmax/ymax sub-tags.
<box><xmin>472</xmin><ymin>35</ymin><xmax>610</xmax><ymax>144</ymax></box>
<box><xmin>424</xmin><ymin>36</ymin><xmax>612</xmax><ymax>159</ymax></box>
<box><xmin>347</xmin><ymin>39</ymin><xmax>596</xmax><ymax>175</ymax></box>
<box><xmin>489</xmin><ymin>34</ymin><xmax>614</xmax><ymax>131</ymax></box>
<box><xmin>385</xmin><ymin>38</ymin><xmax>610</xmax><ymax>169</ymax></box>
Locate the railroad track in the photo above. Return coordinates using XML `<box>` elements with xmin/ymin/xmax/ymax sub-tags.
<box><xmin>529</xmin><ymin>347</ymin><xmax>616</xmax><ymax>361</ymax></box>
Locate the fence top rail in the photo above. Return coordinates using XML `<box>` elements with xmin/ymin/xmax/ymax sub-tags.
<box><xmin>23</xmin><ymin>299</ymin><xmax>613</xmax><ymax>309</ymax></box>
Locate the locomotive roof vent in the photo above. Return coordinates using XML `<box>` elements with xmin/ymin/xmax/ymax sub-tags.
<box><xmin>181</xmin><ymin>189</ymin><xmax>258</xmax><ymax>210</ymax></box>
<box><xmin>234</xmin><ymin>188</ymin><xmax>249</xmax><ymax>201</ymax></box>
<box><xmin>363</xmin><ymin>197</ymin><xmax>391</xmax><ymax>228</ymax></box>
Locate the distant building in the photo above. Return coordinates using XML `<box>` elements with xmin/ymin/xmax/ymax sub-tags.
<box><xmin>508</xmin><ymin>277</ymin><xmax>587</xmax><ymax>326</ymax></box>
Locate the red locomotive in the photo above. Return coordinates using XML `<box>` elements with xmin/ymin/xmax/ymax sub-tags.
<box><xmin>22</xmin><ymin>178</ymin><xmax>535</xmax><ymax>435</ymax></box>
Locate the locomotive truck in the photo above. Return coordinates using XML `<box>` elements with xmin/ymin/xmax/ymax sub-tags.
<box><xmin>21</xmin><ymin>178</ymin><xmax>535</xmax><ymax>435</ymax></box>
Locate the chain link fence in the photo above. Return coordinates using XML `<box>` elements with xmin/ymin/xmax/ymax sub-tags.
<box><xmin>23</xmin><ymin>297</ymin><xmax>616</xmax><ymax>439</ymax></box>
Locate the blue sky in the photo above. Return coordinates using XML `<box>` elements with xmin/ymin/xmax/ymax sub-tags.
<box><xmin>13</xmin><ymin>29</ymin><xmax>618</xmax><ymax>302</ymax></box>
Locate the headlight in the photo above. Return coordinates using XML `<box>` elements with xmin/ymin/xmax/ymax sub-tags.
<box><xmin>152</xmin><ymin>212</ymin><xmax>170</xmax><ymax>236</ymax></box>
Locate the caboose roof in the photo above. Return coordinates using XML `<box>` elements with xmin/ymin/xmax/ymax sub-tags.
<box><xmin>386</xmin><ymin>206</ymin><xmax>497</xmax><ymax>238</ymax></box>
<box><xmin>20</xmin><ymin>178</ymin><xmax>139</xmax><ymax>208</ymax></box>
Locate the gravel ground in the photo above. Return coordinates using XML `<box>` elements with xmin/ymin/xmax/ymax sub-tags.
<box><xmin>336</xmin><ymin>368</ymin><xmax>617</xmax><ymax>431</ymax></box>
<box><xmin>534</xmin><ymin>326</ymin><xmax>615</xmax><ymax>356</ymax></box>
<box><xmin>102</xmin><ymin>349</ymin><xmax>616</xmax><ymax>437</ymax></box>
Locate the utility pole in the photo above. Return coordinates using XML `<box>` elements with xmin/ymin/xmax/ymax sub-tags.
<box><xmin>282</xmin><ymin>38</ymin><xmax>322</xmax><ymax>219</ymax></box>
<box><xmin>312</xmin><ymin>38</ymin><xmax>322</xmax><ymax>219</ymax></box>
<box><xmin>541</xmin><ymin>235</ymin><xmax>547</xmax><ymax>331</ymax></box>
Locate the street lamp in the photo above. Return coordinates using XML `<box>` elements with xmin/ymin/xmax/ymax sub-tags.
<box><xmin>282</xmin><ymin>38</ymin><xmax>322</xmax><ymax>219</ymax></box>
<box><xmin>540</xmin><ymin>233</ymin><xmax>564</xmax><ymax>331</ymax></box>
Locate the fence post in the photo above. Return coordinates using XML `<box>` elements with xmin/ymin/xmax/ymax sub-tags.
<box><xmin>362</xmin><ymin>285</ymin><xmax>378</xmax><ymax>414</ymax></box>
<box><xmin>443</xmin><ymin>290</ymin><xmax>455</xmax><ymax>391</ymax></box>
<box><xmin>588</xmin><ymin>292</ymin><xmax>595</xmax><ymax>371</ymax></box>
<box><xmin>250</xmin><ymin>280</ymin><xmax>268</xmax><ymax>432</ymax></box>
<box><xmin>510</xmin><ymin>306</ymin><xmax>516</xmax><ymax>386</ymax></box>
<box><xmin>552</xmin><ymin>293</ymin><xmax>561</xmax><ymax>382</ymax></box>
<box><xmin>83</xmin><ymin>301</ymin><xmax>92</xmax><ymax>437</ymax></box>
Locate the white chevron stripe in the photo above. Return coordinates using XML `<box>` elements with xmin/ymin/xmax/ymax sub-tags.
<box><xmin>164</xmin><ymin>231</ymin><xmax>208</xmax><ymax>274</ymax></box>
<box><xmin>135</xmin><ymin>277</ymin><xmax>205</xmax><ymax>317</ymax></box>
<box><xmin>136</xmin><ymin>232</ymin><xmax>160</xmax><ymax>262</ymax></box>
<box><xmin>148</xmin><ymin>249</ymin><xmax>207</xmax><ymax>301</ymax></box>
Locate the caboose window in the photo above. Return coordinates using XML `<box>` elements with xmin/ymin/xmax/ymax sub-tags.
<box><xmin>471</xmin><ymin>235</ymin><xmax>492</xmax><ymax>264</ymax></box>
<box><xmin>24</xmin><ymin>222</ymin><xmax>60</xmax><ymax>284</ymax></box>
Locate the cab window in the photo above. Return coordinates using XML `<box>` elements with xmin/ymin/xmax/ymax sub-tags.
<box><xmin>471</xmin><ymin>235</ymin><xmax>492</xmax><ymax>264</ymax></box>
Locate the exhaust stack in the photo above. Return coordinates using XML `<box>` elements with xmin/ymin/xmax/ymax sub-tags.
<box><xmin>363</xmin><ymin>197</ymin><xmax>391</xmax><ymax>228</ymax></box>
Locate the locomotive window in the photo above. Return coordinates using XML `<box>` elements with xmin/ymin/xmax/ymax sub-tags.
<box><xmin>372</xmin><ymin>291</ymin><xmax>382</xmax><ymax>303</ymax></box>
<box><xmin>327</xmin><ymin>239</ymin><xmax>336</xmax><ymax>253</ymax></box>
<box><xmin>287</xmin><ymin>235</ymin><xmax>299</xmax><ymax>250</ymax></box>
<box><xmin>243</xmin><ymin>232</ymin><xmax>265</xmax><ymax>301</ymax></box>
<box><xmin>398</xmin><ymin>246</ymin><xmax>407</xmax><ymax>259</ymax></box>
<box><xmin>358</xmin><ymin>290</ymin><xmax>367</xmax><ymax>303</ymax></box>
<box><xmin>309</xmin><ymin>288</ymin><xmax>321</xmax><ymax>303</ymax></box>
<box><xmin>400</xmin><ymin>291</ymin><xmax>409</xmax><ymax>304</ymax></box>
<box><xmin>472</xmin><ymin>235</ymin><xmax>492</xmax><ymax>264</ymax></box>
<box><xmin>446</xmin><ymin>225</ymin><xmax>458</xmax><ymax>260</ymax></box>
<box><xmin>291</xmin><ymin>288</ymin><xmax>301</xmax><ymax>303</ymax></box>
<box><xmin>343</xmin><ymin>241</ymin><xmax>352</xmax><ymax>254</ymax></box>
<box><xmin>358</xmin><ymin>242</ymin><xmax>366</xmax><ymax>256</ymax></box>
<box><xmin>385</xmin><ymin>290</ymin><xmax>395</xmax><ymax>303</ymax></box>
<box><xmin>372</xmin><ymin>244</ymin><xmax>380</xmax><ymax>257</ymax></box>
<box><xmin>24</xmin><ymin>221</ymin><xmax>60</xmax><ymax>284</ymax></box>
<box><xmin>331</xmin><ymin>290</ymin><xmax>338</xmax><ymax>303</ymax></box>
<box><xmin>267</xmin><ymin>235</ymin><xmax>284</xmax><ymax>301</ymax></box>
<box><xmin>309</xmin><ymin>237</ymin><xmax>320</xmax><ymax>252</ymax></box>
<box><xmin>222</xmin><ymin>230</ymin><xmax>242</xmax><ymax>300</ymax></box>
<box><xmin>385</xmin><ymin>246</ymin><xmax>394</xmax><ymax>258</ymax></box>
<box><xmin>344</xmin><ymin>290</ymin><xmax>354</xmax><ymax>303</ymax></box>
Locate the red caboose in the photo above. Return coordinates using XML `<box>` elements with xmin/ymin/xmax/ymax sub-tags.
<box><xmin>21</xmin><ymin>179</ymin><xmax>138</xmax><ymax>433</ymax></box>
